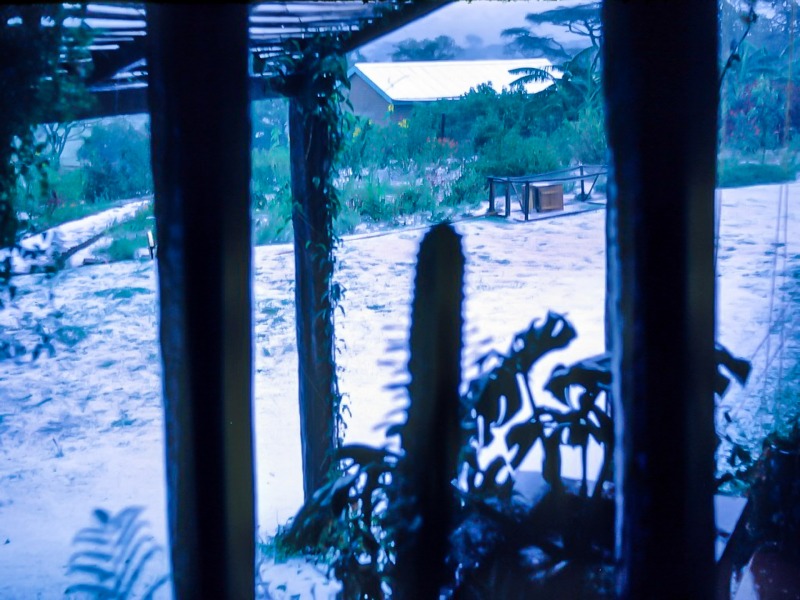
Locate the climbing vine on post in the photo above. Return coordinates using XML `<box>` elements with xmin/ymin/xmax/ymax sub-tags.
<box><xmin>272</xmin><ymin>39</ymin><xmax>350</xmax><ymax>499</ymax></box>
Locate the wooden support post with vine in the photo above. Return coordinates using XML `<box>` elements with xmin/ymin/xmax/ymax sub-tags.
<box><xmin>281</xmin><ymin>41</ymin><xmax>349</xmax><ymax>500</ymax></box>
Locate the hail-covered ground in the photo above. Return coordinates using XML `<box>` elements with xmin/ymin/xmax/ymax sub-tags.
<box><xmin>0</xmin><ymin>181</ymin><xmax>798</xmax><ymax>598</ymax></box>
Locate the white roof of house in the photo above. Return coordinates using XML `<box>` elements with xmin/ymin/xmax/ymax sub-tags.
<box><xmin>350</xmin><ymin>59</ymin><xmax>560</xmax><ymax>103</ymax></box>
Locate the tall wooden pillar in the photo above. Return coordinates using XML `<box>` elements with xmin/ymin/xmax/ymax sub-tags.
<box><xmin>146</xmin><ymin>6</ymin><xmax>255</xmax><ymax>598</ymax></box>
<box><xmin>603</xmin><ymin>1</ymin><xmax>719</xmax><ymax>597</ymax></box>
<box><xmin>289</xmin><ymin>77</ymin><xmax>338</xmax><ymax>500</ymax></box>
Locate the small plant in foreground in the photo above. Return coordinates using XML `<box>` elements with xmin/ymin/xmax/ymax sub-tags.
<box><xmin>747</xmin><ymin>426</ymin><xmax>800</xmax><ymax>557</ymax></box>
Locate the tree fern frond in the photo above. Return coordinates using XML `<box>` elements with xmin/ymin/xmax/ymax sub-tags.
<box><xmin>67</xmin><ymin>550</ymin><xmax>116</xmax><ymax>564</ymax></box>
<box><xmin>72</xmin><ymin>532</ymin><xmax>114</xmax><ymax>546</ymax></box>
<box><xmin>508</xmin><ymin>67</ymin><xmax>555</xmax><ymax>89</ymax></box>
<box><xmin>65</xmin><ymin>563</ymin><xmax>116</xmax><ymax>581</ymax></box>
<box><xmin>63</xmin><ymin>583</ymin><xmax>117</xmax><ymax>598</ymax></box>
<box><xmin>66</xmin><ymin>506</ymin><xmax>169</xmax><ymax>600</ymax></box>
<box><xmin>118</xmin><ymin>545</ymin><xmax>166</xmax><ymax>597</ymax></box>
<box><xmin>141</xmin><ymin>575</ymin><xmax>171</xmax><ymax>600</ymax></box>
<box><xmin>114</xmin><ymin>536</ymin><xmax>159</xmax><ymax>593</ymax></box>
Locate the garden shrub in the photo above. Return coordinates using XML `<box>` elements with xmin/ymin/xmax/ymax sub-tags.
<box><xmin>101</xmin><ymin>203</ymin><xmax>154</xmax><ymax>261</ymax></box>
<box><xmin>724</xmin><ymin>76</ymin><xmax>787</xmax><ymax>158</ymax></box>
<box><xmin>334</xmin><ymin>203</ymin><xmax>361</xmax><ymax>236</ymax></box>
<box><xmin>253</xmin><ymin>185</ymin><xmax>293</xmax><ymax>245</ymax></box>
<box><xmin>77</xmin><ymin>119</ymin><xmax>153</xmax><ymax>202</ymax></box>
<box><xmin>251</xmin><ymin>143</ymin><xmax>290</xmax><ymax>209</ymax></box>
<box><xmin>50</xmin><ymin>167</ymin><xmax>84</xmax><ymax>204</ymax></box>
<box><xmin>349</xmin><ymin>177</ymin><xmax>390</xmax><ymax>222</ymax></box>
<box><xmin>395</xmin><ymin>185</ymin><xmax>435</xmax><ymax>216</ymax></box>
<box><xmin>474</xmin><ymin>129</ymin><xmax>563</xmax><ymax>178</ymax></box>
<box><xmin>558</xmin><ymin>103</ymin><xmax>608</xmax><ymax>165</ymax></box>
<box><xmin>13</xmin><ymin>163</ymin><xmax>97</xmax><ymax>233</ymax></box>
<box><xmin>104</xmin><ymin>236</ymin><xmax>141</xmax><ymax>262</ymax></box>
<box><xmin>444</xmin><ymin>165</ymin><xmax>485</xmax><ymax>207</ymax></box>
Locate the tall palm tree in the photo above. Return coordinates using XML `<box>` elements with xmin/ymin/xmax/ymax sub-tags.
<box><xmin>509</xmin><ymin>45</ymin><xmax>602</xmax><ymax>118</ymax></box>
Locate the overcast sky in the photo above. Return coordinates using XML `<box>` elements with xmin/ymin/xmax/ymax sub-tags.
<box><xmin>360</xmin><ymin>0</ymin><xmax>596</xmax><ymax>60</ymax></box>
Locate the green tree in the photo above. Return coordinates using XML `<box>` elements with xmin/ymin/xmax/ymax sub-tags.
<box><xmin>78</xmin><ymin>120</ymin><xmax>153</xmax><ymax>202</ymax></box>
<box><xmin>726</xmin><ymin>75</ymin><xmax>787</xmax><ymax>157</ymax></box>
<box><xmin>38</xmin><ymin>21</ymin><xmax>96</xmax><ymax>168</ymax></box>
<box><xmin>391</xmin><ymin>35</ymin><xmax>463</xmax><ymax>61</ymax></box>
<box><xmin>502</xmin><ymin>2</ymin><xmax>602</xmax><ymax>59</ymax></box>
<box><xmin>504</xmin><ymin>3</ymin><xmax>603</xmax><ymax>121</ymax></box>
<box><xmin>719</xmin><ymin>0</ymin><xmax>800</xmax><ymax>152</ymax></box>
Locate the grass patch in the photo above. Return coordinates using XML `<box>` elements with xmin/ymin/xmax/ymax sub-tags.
<box><xmin>258</xmin><ymin>525</ymin><xmax>300</xmax><ymax>564</ymax></box>
<box><xmin>254</xmin><ymin>214</ymin><xmax>293</xmax><ymax>245</ymax></box>
<box><xmin>100</xmin><ymin>204</ymin><xmax>155</xmax><ymax>262</ymax></box>
<box><xmin>253</xmin><ymin>188</ymin><xmax>293</xmax><ymax>246</ymax></box>
<box><xmin>717</xmin><ymin>160</ymin><xmax>797</xmax><ymax>188</ymax></box>
<box><xmin>32</xmin><ymin>198</ymin><xmax>122</xmax><ymax>232</ymax></box>
<box><xmin>104</xmin><ymin>237</ymin><xmax>143</xmax><ymax>262</ymax></box>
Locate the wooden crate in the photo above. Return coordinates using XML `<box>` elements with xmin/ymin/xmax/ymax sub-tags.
<box><xmin>533</xmin><ymin>183</ymin><xmax>564</xmax><ymax>212</ymax></box>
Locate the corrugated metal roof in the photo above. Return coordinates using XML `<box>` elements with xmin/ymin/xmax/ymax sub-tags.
<box><xmin>351</xmin><ymin>59</ymin><xmax>560</xmax><ymax>102</ymax></box>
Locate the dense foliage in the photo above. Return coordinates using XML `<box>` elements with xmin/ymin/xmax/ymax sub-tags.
<box><xmin>0</xmin><ymin>5</ymin><xmax>94</xmax><ymax>247</ymax></box>
<box><xmin>502</xmin><ymin>2</ymin><xmax>602</xmax><ymax>60</ymax></box>
<box><xmin>391</xmin><ymin>35</ymin><xmax>462</xmax><ymax>61</ymax></box>
<box><xmin>718</xmin><ymin>0</ymin><xmax>800</xmax><ymax>184</ymax></box>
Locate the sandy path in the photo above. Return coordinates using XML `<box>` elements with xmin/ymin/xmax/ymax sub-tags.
<box><xmin>0</xmin><ymin>182</ymin><xmax>797</xmax><ymax>598</ymax></box>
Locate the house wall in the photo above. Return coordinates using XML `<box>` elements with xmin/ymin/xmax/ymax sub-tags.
<box><xmin>346</xmin><ymin>74</ymin><xmax>413</xmax><ymax>123</ymax></box>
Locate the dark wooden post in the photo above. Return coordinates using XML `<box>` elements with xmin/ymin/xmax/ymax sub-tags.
<box><xmin>603</xmin><ymin>1</ymin><xmax>718</xmax><ymax>597</ymax></box>
<box><xmin>146</xmin><ymin>6</ymin><xmax>254</xmax><ymax>598</ymax></box>
<box><xmin>488</xmin><ymin>178</ymin><xmax>495</xmax><ymax>214</ymax></box>
<box><xmin>288</xmin><ymin>67</ymin><xmax>338</xmax><ymax>500</ymax></box>
<box><xmin>580</xmin><ymin>164</ymin><xmax>586</xmax><ymax>199</ymax></box>
<box><xmin>504</xmin><ymin>180</ymin><xmax>511</xmax><ymax>218</ymax></box>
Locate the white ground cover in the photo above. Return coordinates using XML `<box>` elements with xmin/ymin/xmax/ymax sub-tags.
<box><xmin>0</xmin><ymin>182</ymin><xmax>797</xmax><ymax>598</ymax></box>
